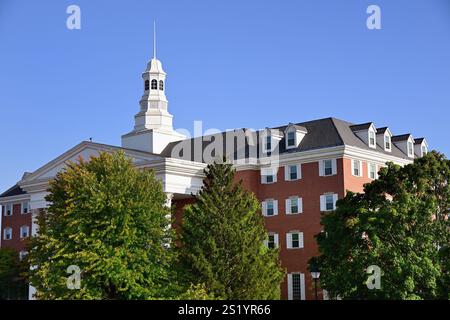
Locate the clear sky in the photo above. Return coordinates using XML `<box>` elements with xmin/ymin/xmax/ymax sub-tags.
<box><xmin>0</xmin><ymin>0</ymin><xmax>449</xmax><ymax>192</ymax></box>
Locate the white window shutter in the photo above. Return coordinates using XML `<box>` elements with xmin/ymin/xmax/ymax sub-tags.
<box><xmin>287</xmin><ymin>274</ymin><xmax>293</xmax><ymax>300</ymax></box>
<box><xmin>332</xmin><ymin>159</ymin><xmax>337</xmax><ymax>175</ymax></box>
<box><xmin>299</xmin><ymin>232</ymin><xmax>304</xmax><ymax>248</ymax></box>
<box><xmin>318</xmin><ymin>160</ymin><xmax>324</xmax><ymax>176</ymax></box>
<box><xmin>261</xmin><ymin>201</ymin><xmax>267</xmax><ymax>216</ymax></box>
<box><xmin>351</xmin><ymin>159</ymin><xmax>355</xmax><ymax>175</ymax></box>
<box><xmin>274</xmin><ymin>233</ymin><xmax>279</xmax><ymax>248</ymax></box>
<box><xmin>285</xmin><ymin>198</ymin><xmax>291</xmax><ymax>214</ymax></box>
<box><xmin>263</xmin><ymin>239</ymin><xmax>268</xmax><ymax>248</ymax></box>
<box><xmin>320</xmin><ymin>195</ymin><xmax>326</xmax><ymax>211</ymax></box>
<box><xmin>273</xmin><ymin>171</ymin><xmax>277</xmax><ymax>183</ymax></box>
<box><xmin>359</xmin><ymin>161</ymin><xmax>363</xmax><ymax>177</ymax></box>
<box><xmin>300</xmin><ymin>274</ymin><xmax>306</xmax><ymax>300</ymax></box>
<box><xmin>284</xmin><ymin>166</ymin><xmax>289</xmax><ymax>181</ymax></box>
<box><xmin>260</xmin><ymin>173</ymin><xmax>265</xmax><ymax>184</ymax></box>
<box><xmin>333</xmin><ymin>194</ymin><xmax>338</xmax><ymax>210</ymax></box>
<box><xmin>297</xmin><ymin>164</ymin><xmax>302</xmax><ymax>179</ymax></box>
<box><xmin>299</xmin><ymin>198</ymin><xmax>303</xmax><ymax>213</ymax></box>
<box><xmin>273</xmin><ymin>200</ymin><xmax>278</xmax><ymax>215</ymax></box>
<box><xmin>286</xmin><ymin>233</ymin><xmax>292</xmax><ymax>249</ymax></box>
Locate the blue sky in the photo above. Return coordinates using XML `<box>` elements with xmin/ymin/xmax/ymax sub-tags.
<box><xmin>0</xmin><ymin>0</ymin><xmax>449</xmax><ymax>192</ymax></box>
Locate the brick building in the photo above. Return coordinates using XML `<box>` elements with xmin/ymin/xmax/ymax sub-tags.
<box><xmin>0</xmin><ymin>50</ymin><xmax>429</xmax><ymax>300</ymax></box>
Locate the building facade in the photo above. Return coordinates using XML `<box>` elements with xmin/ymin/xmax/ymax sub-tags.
<box><xmin>0</xmin><ymin>50</ymin><xmax>429</xmax><ymax>300</ymax></box>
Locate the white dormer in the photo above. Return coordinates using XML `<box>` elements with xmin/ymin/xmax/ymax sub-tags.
<box><xmin>284</xmin><ymin>124</ymin><xmax>307</xmax><ymax>150</ymax></box>
<box><xmin>260</xmin><ymin>128</ymin><xmax>283</xmax><ymax>156</ymax></box>
<box><xmin>414</xmin><ymin>138</ymin><xmax>428</xmax><ymax>157</ymax></box>
<box><xmin>350</xmin><ymin>123</ymin><xmax>377</xmax><ymax>149</ymax></box>
<box><xmin>392</xmin><ymin>134</ymin><xmax>415</xmax><ymax>158</ymax></box>
<box><xmin>376</xmin><ymin>127</ymin><xmax>393</xmax><ymax>152</ymax></box>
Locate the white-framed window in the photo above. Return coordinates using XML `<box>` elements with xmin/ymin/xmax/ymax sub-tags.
<box><xmin>261</xmin><ymin>168</ymin><xmax>277</xmax><ymax>184</ymax></box>
<box><xmin>368</xmin><ymin>162</ymin><xmax>377</xmax><ymax>180</ymax></box>
<box><xmin>285</xmin><ymin>197</ymin><xmax>303</xmax><ymax>215</ymax></box>
<box><xmin>3</xmin><ymin>227</ymin><xmax>12</xmax><ymax>240</ymax></box>
<box><xmin>21</xmin><ymin>201</ymin><xmax>29</xmax><ymax>214</ymax></box>
<box><xmin>369</xmin><ymin>130</ymin><xmax>376</xmax><ymax>148</ymax></box>
<box><xmin>151</xmin><ymin>79</ymin><xmax>157</xmax><ymax>90</ymax></box>
<box><xmin>4</xmin><ymin>203</ymin><xmax>12</xmax><ymax>216</ymax></box>
<box><xmin>384</xmin><ymin>134</ymin><xmax>391</xmax><ymax>151</ymax></box>
<box><xmin>265</xmin><ymin>135</ymin><xmax>272</xmax><ymax>152</ymax></box>
<box><xmin>286</xmin><ymin>232</ymin><xmax>304</xmax><ymax>249</ymax></box>
<box><xmin>264</xmin><ymin>233</ymin><xmax>279</xmax><ymax>249</ymax></box>
<box><xmin>351</xmin><ymin>159</ymin><xmax>363</xmax><ymax>177</ymax></box>
<box><xmin>407</xmin><ymin>141</ymin><xmax>414</xmax><ymax>157</ymax></box>
<box><xmin>287</xmin><ymin>273</ymin><xmax>305</xmax><ymax>300</ymax></box>
<box><xmin>19</xmin><ymin>250</ymin><xmax>28</xmax><ymax>261</ymax></box>
<box><xmin>285</xmin><ymin>164</ymin><xmax>301</xmax><ymax>181</ymax></box>
<box><xmin>20</xmin><ymin>225</ymin><xmax>30</xmax><ymax>239</ymax></box>
<box><xmin>421</xmin><ymin>145</ymin><xmax>427</xmax><ymax>155</ymax></box>
<box><xmin>320</xmin><ymin>193</ymin><xmax>338</xmax><ymax>212</ymax></box>
<box><xmin>319</xmin><ymin>159</ymin><xmax>337</xmax><ymax>176</ymax></box>
<box><xmin>286</xmin><ymin>131</ymin><xmax>296</xmax><ymax>148</ymax></box>
<box><xmin>262</xmin><ymin>199</ymin><xmax>278</xmax><ymax>217</ymax></box>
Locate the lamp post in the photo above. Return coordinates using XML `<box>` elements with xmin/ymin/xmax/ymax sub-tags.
<box><xmin>310</xmin><ymin>265</ymin><xmax>320</xmax><ymax>300</ymax></box>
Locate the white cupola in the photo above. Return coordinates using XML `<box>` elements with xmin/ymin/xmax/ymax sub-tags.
<box><xmin>121</xmin><ymin>22</ymin><xmax>185</xmax><ymax>154</ymax></box>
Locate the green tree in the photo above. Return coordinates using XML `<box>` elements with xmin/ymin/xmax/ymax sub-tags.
<box><xmin>311</xmin><ymin>151</ymin><xmax>450</xmax><ymax>299</ymax></box>
<box><xmin>27</xmin><ymin>151</ymin><xmax>176</xmax><ymax>299</ymax></box>
<box><xmin>0</xmin><ymin>248</ymin><xmax>28</xmax><ymax>299</ymax></box>
<box><xmin>179</xmin><ymin>161</ymin><xmax>285</xmax><ymax>299</ymax></box>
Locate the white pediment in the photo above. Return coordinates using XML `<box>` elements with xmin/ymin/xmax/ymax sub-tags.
<box><xmin>20</xmin><ymin>141</ymin><xmax>164</xmax><ymax>184</ymax></box>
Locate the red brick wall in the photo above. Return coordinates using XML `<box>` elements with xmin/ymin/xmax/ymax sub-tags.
<box><xmin>1</xmin><ymin>203</ymin><xmax>32</xmax><ymax>252</ymax></box>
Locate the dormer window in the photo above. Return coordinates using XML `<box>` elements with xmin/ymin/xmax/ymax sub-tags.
<box><xmin>287</xmin><ymin>131</ymin><xmax>295</xmax><ymax>147</ymax></box>
<box><xmin>144</xmin><ymin>80</ymin><xmax>149</xmax><ymax>91</ymax></box>
<box><xmin>407</xmin><ymin>141</ymin><xmax>414</xmax><ymax>157</ymax></box>
<box><xmin>369</xmin><ymin>130</ymin><xmax>376</xmax><ymax>148</ymax></box>
<box><xmin>422</xmin><ymin>145</ymin><xmax>427</xmax><ymax>155</ymax></box>
<box><xmin>151</xmin><ymin>79</ymin><xmax>157</xmax><ymax>90</ymax></box>
<box><xmin>159</xmin><ymin>80</ymin><xmax>164</xmax><ymax>91</ymax></box>
<box><xmin>265</xmin><ymin>136</ymin><xmax>272</xmax><ymax>152</ymax></box>
<box><xmin>384</xmin><ymin>134</ymin><xmax>391</xmax><ymax>151</ymax></box>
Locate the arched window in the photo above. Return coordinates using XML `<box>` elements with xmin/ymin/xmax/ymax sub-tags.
<box><xmin>144</xmin><ymin>80</ymin><xmax>149</xmax><ymax>91</ymax></box>
<box><xmin>159</xmin><ymin>80</ymin><xmax>164</xmax><ymax>91</ymax></box>
<box><xmin>151</xmin><ymin>79</ymin><xmax>157</xmax><ymax>90</ymax></box>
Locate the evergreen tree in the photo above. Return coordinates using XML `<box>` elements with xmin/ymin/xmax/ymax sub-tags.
<box><xmin>311</xmin><ymin>151</ymin><xmax>450</xmax><ymax>299</ymax></box>
<box><xmin>179</xmin><ymin>161</ymin><xmax>285</xmax><ymax>299</ymax></box>
<box><xmin>27</xmin><ymin>151</ymin><xmax>176</xmax><ymax>299</ymax></box>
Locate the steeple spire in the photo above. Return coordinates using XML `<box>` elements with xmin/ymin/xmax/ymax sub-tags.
<box><xmin>153</xmin><ymin>20</ymin><xmax>156</xmax><ymax>59</ymax></box>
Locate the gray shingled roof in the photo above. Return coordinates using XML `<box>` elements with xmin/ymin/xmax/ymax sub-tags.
<box><xmin>0</xmin><ymin>184</ymin><xmax>27</xmax><ymax>198</ymax></box>
<box><xmin>392</xmin><ymin>134</ymin><xmax>412</xmax><ymax>142</ymax></box>
<box><xmin>161</xmin><ymin>117</ymin><xmax>411</xmax><ymax>161</ymax></box>
<box><xmin>376</xmin><ymin>127</ymin><xmax>389</xmax><ymax>134</ymax></box>
<box><xmin>349</xmin><ymin>122</ymin><xmax>373</xmax><ymax>132</ymax></box>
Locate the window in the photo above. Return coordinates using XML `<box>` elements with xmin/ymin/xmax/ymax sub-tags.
<box><xmin>4</xmin><ymin>203</ymin><xmax>12</xmax><ymax>216</ymax></box>
<box><xmin>324</xmin><ymin>160</ymin><xmax>333</xmax><ymax>176</ymax></box>
<box><xmin>352</xmin><ymin>159</ymin><xmax>362</xmax><ymax>177</ymax></box>
<box><xmin>288</xmin><ymin>273</ymin><xmax>305</xmax><ymax>300</ymax></box>
<box><xmin>286</xmin><ymin>197</ymin><xmax>302</xmax><ymax>214</ymax></box>
<box><xmin>265</xmin><ymin>175</ymin><xmax>274</xmax><ymax>183</ymax></box>
<box><xmin>262</xmin><ymin>200</ymin><xmax>278</xmax><ymax>217</ymax></box>
<box><xmin>144</xmin><ymin>80</ymin><xmax>149</xmax><ymax>91</ymax></box>
<box><xmin>408</xmin><ymin>141</ymin><xmax>414</xmax><ymax>157</ymax></box>
<box><xmin>368</xmin><ymin>163</ymin><xmax>377</xmax><ymax>180</ymax></box>
<box><xmin>265</xmin><ymin>233</ymin><xmax>278</xmax><ymax>249</ymax></box>
<box><xmin>292</xmin><ymin>274</ymin><xmax>302</xmax><ymax>300</ymax></box>
<box><xmin>369</xmin><ymin>130</ymin><xmax>376</xmax><ymax>148</ymax></box>
<box><xmin>321</xmin><ymin>194</ymin><xmax>337</xmax><ymax>211</ymax></box>
<box><xmin>3</xmin><ymin>227</ymin><xmax>12</xmax><ymax>240</ymax></box>
<box><xmin>151</xmin><ymin>79</ymin><xmax>157</xmax><ymax>90</ymax></box>
<box><xmin>159</xmin><ymin>80</ymin><xmax>164</xmax><ymax>91</ymax></box>
<box><xmin>22</xmin><ymin>202</ymin><xmax>29</xmax><ymax>214</ymax></box>
<box><xmin>267</xmin><ymin>201</ymin><xmax>274</xmax><ymax>216</ymax></box>
<box><xmin>422</xmin><ymin>145</ymin><xmax>427</xmax><ymax>155</ymax></box>
<box><xmin>19</xmin><ymin>251</ymin><xmax>28</xmax><ymax>261</ymax></box>
<box><xmin>261</xmin><ymin>168</ymin><xmax>277</xmax><ymax>184</ymax></box>
<box><xmin>265</xmin><ymin>136</ymin><xmax>272</xmax><ymax>152</ymax></box>
<box><xmin>20</xmin><ymin>225</ymin><xmax>30</xmax><ymax>239</ymax></box>
<box><xmin>287</xmin><ymin>232</ymin><xmax>303</xmax><ymax>249</ymax></box>
<box><xmin>325</xmin><ymin>195</ymin><xmax>334</xmax><ymax>211</ymax></box>
<box><xmin>285</xmin><ymin>164</ymin><xmax>300</xmax><ymax>181</ymax></box>
<box><xmin>287</xmin><ymin>131</ymin><xmax>296</xmax><ymax>147</ymax></box>
<box><xmin>384</xmin><ymin>134</ymin><xmax>391</xmax><ymax>151</ymax></box>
